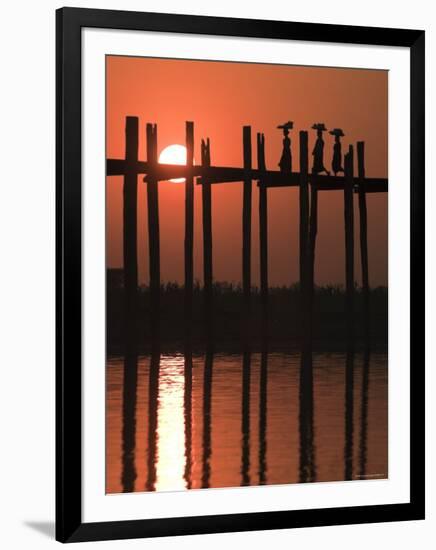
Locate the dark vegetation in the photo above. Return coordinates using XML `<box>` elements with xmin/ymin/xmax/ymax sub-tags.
<box><xmin>107</xmin><ymin>275</ymin><xmax>388</xmax><ymax>354</ymax></box>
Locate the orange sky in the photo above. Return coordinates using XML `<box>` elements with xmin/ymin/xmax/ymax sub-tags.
<box><xmin>106</xmin><ymin>56</ymin><xmax>388</xmax><ymax>287</ymax></box>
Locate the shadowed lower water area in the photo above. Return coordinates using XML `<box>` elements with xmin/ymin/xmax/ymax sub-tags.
<box><xmin>106</xmin><ymin>350</ymin><xmax>387</xmax><ymax>494</ymax></box>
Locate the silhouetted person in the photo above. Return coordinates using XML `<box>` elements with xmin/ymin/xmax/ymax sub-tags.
<box><xmin>329</xmin><ymin>128</ymin><xmax>345</xmax><ymax>176</ymax></box>
<box><xmin>311</xmin><ymin>123</ymin><xmax>330</xmax><ymax>175</ymax></box>
<box><xmin>277</xmin><ymin>121</ymin><xmax>293</xmax><ymax>173</ymax></box>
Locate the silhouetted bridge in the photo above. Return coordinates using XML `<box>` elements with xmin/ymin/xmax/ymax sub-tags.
<box><xmin>107</xmin><ymin>159</ymin><xmax>387</xmax><ymax>192</ymax></box>
<box><xmin>106</xmin><ymin>118</ymin><xmax>388</xmax><ymax>344</ymax></box>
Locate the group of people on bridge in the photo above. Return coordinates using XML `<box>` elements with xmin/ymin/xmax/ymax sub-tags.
<box><xmin>278</xmin><ymin>121</ymin><xmax>346</xmax><ymax>177</ymax></box>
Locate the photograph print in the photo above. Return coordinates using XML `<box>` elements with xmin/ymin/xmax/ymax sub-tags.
<box><xmin>105</xmin><ymin>55</ymin><xmax>388</xmax><ymax>494</ymax></box>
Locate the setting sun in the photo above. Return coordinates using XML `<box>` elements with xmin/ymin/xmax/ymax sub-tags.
<box><xmin>158</xmin><ymin>144</ymin><xmax>188</xmax><ymax>182</ymax></box>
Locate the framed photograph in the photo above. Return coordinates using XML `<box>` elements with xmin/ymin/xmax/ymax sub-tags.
<box><xmin>56</xmin><ymin>7</ymin><xmax>425</xmax><ymax>543</ymax></box>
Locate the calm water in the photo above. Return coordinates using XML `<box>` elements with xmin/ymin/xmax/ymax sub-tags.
<box><xmin>106</xmin><ymin>350</ymin><xmax>387</xmax><ymax>493</ymax></box>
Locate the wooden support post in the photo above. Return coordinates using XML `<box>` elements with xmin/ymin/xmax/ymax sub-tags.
<box><xmin>242</xmin><ymin>126</ymin><xmax>252</xmax><ymax>317</ymax></box>
<box><xmin>123</xmin><ymin>117</ymin><xmax>139</xmax><ymax>342</ymax></box>
<box><xmin>185</xmin><ymin>122</ymin><xmax>194</xmax><ymax>325</ymax></box>
<box><xmin>201</xmin><ymin>138</ymin><xmax>213</xmax><ymax>321</ymax></box>
<box><xmin>146</xmin><ymin>123</ymin><xmax>160</xmax><ymax>344</ymax></box>
<box><xmin>344</xmin><ymin>145</ymin><xmax>355</xmax><ymax>346</ymax></box>
<box><xmin>308</xmin><ymin>182</ymin><xmax>318</xmax><ymax>333</ymax></box>
<box><xmin>257</xmin><ymin>132</ymin><xmax>268</xmax><ymax>323</ymax></box>
<box><xmin>242</xmin><ymin>131</ymin><xmax>253</xmax><ymax>483</ymax></box>
<box><xmin>299</xmin><ymin>131</ymin><xmax>310</xmax><ymax>341</ymax></box>
<box><xmin>357</xmin><ymin>141</ymin><xmax>370</xmax><ymax>342</ymax></box>
<box><xmin>241</xmin><ymin>118</ymin><xmax>253</xmax><ymax>477</ymax></box>
<box><xmin>121</xmin><ymin>117</ymin><xmax>139</xmax><ymax>491</ymax></box>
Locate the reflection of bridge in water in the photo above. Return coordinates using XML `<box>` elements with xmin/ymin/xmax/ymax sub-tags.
<box><xmin>109</xmin><ymin>349</ymin><xmax>386</xmax><ymax>493</ymax></box>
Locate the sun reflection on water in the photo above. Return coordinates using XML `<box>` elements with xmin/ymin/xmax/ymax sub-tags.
<box><xmin>155</xmin><ymin>354</ymin><xmax>187</xmax><ymax>491</ymax></box>
<box><xmin>106</xmin><ymin>352</ymin><xmax>388</xmax><ymax>494</ymax></box>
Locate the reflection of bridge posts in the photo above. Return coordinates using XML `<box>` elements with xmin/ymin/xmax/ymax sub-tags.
<box><xmin>201</xmin><ymin>341</ymin><xmax>214</xmax><ymax>489</ymax></box>
<box><xmin>121</xmin><ymin>344</ymin><xmax>138</xmax><ymax>492</ymax></box>
<box><xmin>183</xmin><ymin>339</ymin><xmax>193</xmax><ymax>489</ymax></box>
<box><xmin>258</xmin><ymin>337</ymin><xmax>268</xmax><ymax>484</ymax></box>
<box><xmin>299</xmin><ymin>347</ymin><xmax>316</xmax><ymax>483</ymax></box>
<box><xmin>241</xmin><ymin>347</ymin><xmax>251</xmax><ymax>486</ymax></box>
<box><xmin>344</xmin><ymin>349</ymin><xmax>355</xmax><ymax>481</ymax></box>
<box><xmin>146</xmin><ymin>349</ymin><xmax>160</xmax><ymax>491</ymax></box>
<box><xmin>359</xmin><ymin>346</ymin><xmax>370</xmax><ymax>478</ymax></box>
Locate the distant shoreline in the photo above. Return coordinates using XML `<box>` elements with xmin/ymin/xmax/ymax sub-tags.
<box><xmin>107</xmin><ymin>279</ymin><xmax>388</xmax><ymax>354</ymax></box>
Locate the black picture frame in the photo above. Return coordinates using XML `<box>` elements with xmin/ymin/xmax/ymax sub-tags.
<box><xmin>56</xmin><ymin>6</ymin><xmax>425</xmax><ymax>543</ymax></box>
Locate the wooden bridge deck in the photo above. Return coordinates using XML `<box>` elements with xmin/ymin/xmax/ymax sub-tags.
<box><xmin>106</xmin><ymin>159</ymin><xmax>388</xmax><ymax>193</ymax></box>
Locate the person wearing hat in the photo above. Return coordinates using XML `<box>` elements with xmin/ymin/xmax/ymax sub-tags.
<box><xmin>277</xmin><ymin>121</ymin><xmax>293</xmax><ymax>173</ymax></box>
<box><xmin>311</xmin><ymin>123</ymin><xmax>330</xmax><ymax>176</ymax></box>
<box><xmin>329</xmin><ymin>128</ymin><xmax>345</xmax><ymax>176</ymax></box>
